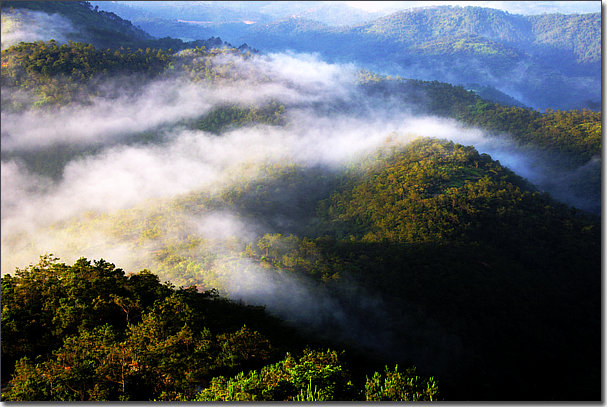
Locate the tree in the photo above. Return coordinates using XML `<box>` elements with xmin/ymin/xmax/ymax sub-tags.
<box><xmin>365</xmin><ymin>365</ymin><xmax>439</xmax><ymax>401</ymax></box>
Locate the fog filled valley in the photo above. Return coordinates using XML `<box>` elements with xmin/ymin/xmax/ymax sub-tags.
<box><xmin>0</xmin><ymin>1</ymin><xmax>601</xmax><ymax>402</ymax></box>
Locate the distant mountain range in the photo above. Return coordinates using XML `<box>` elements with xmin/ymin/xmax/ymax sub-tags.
<box><xmin>1</xmin><ymin>1</ymin><xmax>601</xmax><ymax>402</ymax></box>
<box><xmin>1</xmin><ymin>1</ymin><xmax>239</xmax><ymax>52</ymax></box>
<box><xmin>90</xmin><ymin>2</ymin><xmax>599</xmax><ymax>110</ymax></box>
<box><xmin>233</xmin><ymin>6</ymin><xmax>600</xmax><ymax>110</ymax></box>
<box><xmin>89</xmin><ymin>1</ymin><xmax>382</xmax><ymax>28</ymax></box>
<box><xmin>3</xmin><ymin>1</ymin><xmax>600</xmax><ymax>110</ymax></box>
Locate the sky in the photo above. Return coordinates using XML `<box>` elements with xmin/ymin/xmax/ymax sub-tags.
<box><xmin>344</xmin><ymin>1</ymin><xmax>602</xmax><ymax>14</ymax></box>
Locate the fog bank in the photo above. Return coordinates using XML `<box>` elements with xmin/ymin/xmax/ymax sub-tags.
<box><xmin>1</xmin><ymin>9</ymin><xmax>75</xmax><ymax>50</ymax></box>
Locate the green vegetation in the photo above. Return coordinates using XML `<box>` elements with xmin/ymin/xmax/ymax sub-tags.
<box><xmin>243</xmin><ymin>139</ymin><xmax>600</xmax><ymax>400</ymax></box>
<box><xmin>2</xmin><ymin>1</ymin><xmax>153</xmax><ymax>50</ymax></box>
<box><xmin>16</xmin><ymin>137</ymin><xmax>598</xmax><ymax>400</ymax></box>
<box><xmin>1</xmin><ymin>40</ymin><xmax>171</xmax><ymax>109</ymax></box>
<box><xmin>1</xmin><ymin>256</ymin><xmax>438</xmax><ymax>401</ymax></box>
<box><xmin>361</xmin><ymin>6</ymin><xmax>529</xmax><ymax>46</ymax></box>
<box><xmin>365</xmin><ymin>77</ymin><xmax>601</xmax><ymax>215</ymax></box>
<box><xmin>2</xmin><ymin>40</ymin><xmax>599</xmax><ymax>164</ymax></box>
<box><xmin>0</xmin><ymin>9</ymin><xmax>601</xmax><ymax>401</ymax></box>
<box><xmin>529</xmin><ymin>12</ymin><xmax>601</xmax><ymax>64</ymax></box>
<box><xmin>360</xmin><ymin>74</ymin><xmax>601</xmax><ymax>166</ymax></box>
<box><xmin>187</xmin><ymin>102</ymin><xmax>286</xmax><ymax>134</ymax></box>
<box><xmin>365</xmin><ymin>365</ymin><xmax>439</xmax><ymax>401</ymax></box>
<box><xmin>1</xmin><ymin>1</ymin><xmax>229</xmax><ymax>51</ymax></box>
<box><xmin>0</xmin><ymin>40</ymin><xmax>257</xmax><ymax>110</ymax></box>
<box><xmin>218</xmin><ymin>5</ymin><xmax>600</xmax><ymax>110</ymax></box>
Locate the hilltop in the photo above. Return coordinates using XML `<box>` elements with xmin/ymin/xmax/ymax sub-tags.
<box><xmin>0</xmin><ymin>1</ymin><xmax>601</xmax><ymax>402</ymax></box>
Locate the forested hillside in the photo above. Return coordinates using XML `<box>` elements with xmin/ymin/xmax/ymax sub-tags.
<box><xmin>529</xmin><ymin>12</ymin><xmax>601</xmax><ymax>64</ymax></box>
<box><xmin>34</xmin><ymin>1</ymin><xmax>600</xmax><ymax>110</ymax></box>
<box><xmin>1</xmin><ymin>256</ymin><xmax>439</xmax><ymax>401</ymax></box>
<box><xmin>87</xmin><ymin>0</ymin><xmax>379</xmax><ymax>40</ymax></box>
<box><xmin>2</xmin><ymin>0</ymin><xmax>153</xmax><ymax>49</ymax></box>
<box><xmin>0</xmin><ymin>1</ymin><xmax>601</xmax><ymax>402</ymax></box>
<box><xmin>357</xmin><ymin>74</ymin><xmax>601</xmax><ymax>213</ymax></box>
<box><xmin>176</xmin><ymin>5</ymin><xmax>599</xmax><ymax>110</ymax></box>
<box><xmin>1</xmin><ymin>1</ymin><xmax>239</xmax><ymax>51</ymax></box>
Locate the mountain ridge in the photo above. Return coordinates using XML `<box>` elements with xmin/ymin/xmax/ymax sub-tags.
<box><xmin>0</xmin><ymin>1</ymin><xmax>601</xmax><ymax>402</ymax></box>
<box><xmin>1</xmin><ymin>1</ymin><xmax>246</xmax><ymax>51</ymax></box>
<box><xmin>235</xmin><ymin>5</ymin><xmax>599</xmax><ymax>110</ymax></box>
<box><xmin>72</xmin><ymin>2</ymin><xmax>601</xmax><ymax>110</ymax></box>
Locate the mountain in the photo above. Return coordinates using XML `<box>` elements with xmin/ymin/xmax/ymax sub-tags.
<box><xmin>91</xmin><ymin>1</ymin><xmax>379</xmax><ymax>27</ymax></box>
<box><xmin>235</xmin><ymin>6</ymin><xmax>600</xmax><ymax>110</ymax></box>
<box><xmin>1</xmin><ymin>1</ymin><xmax>153</xmax><ymax>49</ymax></box>
<box><xmin>92</xmin><ymin>2</ymin><xmax>601</xmax><ymax>110</ymax></box>
<box><xmin>95</xmin><ymin>3</ymin><xmax>599</xmax><ymax>110</ymax></box>
<box><xmin>529</xmin><ymin>13</ymin><xmax>600</xmax><ymax>64</ymax></box>
<box><xmin>1</xmin><ymin>1</ymin><xmax>238</xmax><ymax>51</ymax></box>
<box><xmin>465</xmin><ymin>83</ymin><xmax>528</xmax><ymax>107</ymax></box>
<box><xmin>0</xmin><ymin>1</ymin><xmax>601</xmax><ymax>402</ymax></box>
<box><xmin>357</xmin><ymin>6</ymin><xmax>532</xmax><ymax>44</ymax></box>
<box><xmin>225</xmin><ymin>1</ymin><xmax>379</xmax><ymax>26</ymax></box>
<box><xmin>87</xmin><ymin>1</ymin><xmax>377</xmax><ymax>45</ymax></box>
<box><xmin>91</xmin><ymin>1</ymin><xmax>274</xmax><ymax>24</ymax></box>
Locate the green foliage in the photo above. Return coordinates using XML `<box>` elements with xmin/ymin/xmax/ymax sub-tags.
<box><xmin>1</xmin><ymin>40</ymin><xmax>171</xmax><ymax>108</ymax></box>
<box><xmin>4</xmin><ymin>324</ymin><xmax>135</xmax><ymax>401</ymax></box>
<box><xmin>287</xmin><ymin>349</ymin><xmax>356</xmax><ymax>400</ymax></box>
<box><xmin>363</xmin><ymin>6</ymin><xmax>528</xmax><ymax>46</ymax></box>
<box><xmin>1</xmin><ymin>256</ymin><xmax>436</xmax><ymax>401</ymax></box>
<box><xmin>196</xmin><ymin>349</ymin><xmax>358</xmax><ymax>401</ymax></box>
<box><xmin>322</xmin><ymin>138</ymin><xmax>534</xmax><ymax>243</ymax></box>
<box><xmin>0</xmin><ymin>39</ymin><xmax>253</xmax><ymax>112</ymax></box>
<box><xmin>0</xmin><ymin>11</ymin><xmax>600</xmax><ymax>400</ymax></box>
<box><xmin>1</xmin><ymin>255</ymin><xmax>146</xmax><ymax>377</ymax></box>
<box><xmin>365</xmin><ymin>365</ymin><xmax>439</xmax><ymax>401</ymax></box>
<box><xmin>294</xmin><ymin>379</ymin><xmax>325</xmax><ymax>401</ymax></box>
<box><xmin>190</xmin><ymin>101</ymin><xmax>286</xmax><ymax>134</ymax></box>
<box><xmin>214</xmin><ymin>325</ymin><xmax>274</xmax><ymax>373</ymax></box>
<box><xmin>1</xmin><ymin>256</ymin><xmax>301</xmax><ymax>400</ymax></box>
<box><xmin>2</xmin><ymin>358</ymin><xmax>51</xmax><ymax>401</ymax></box>
<box><xmin>529</xmin><ymin>12</ymin><xmax>601</xmax><ymax>63</ymax></box>
<box><xmin>123</xmin><ymin>296</ymin><xmax>213</xmax><ymax>400</ymax></box>
<box><xmin>4</xmin><ymin>133</ymin><xmax>599</xmax><ymax>400</ymax></box>
<box><xmin>360</xmin><ymin>76</ymin><xmax>601</xmax><ymax>165</ymax></box>
<box><xmin>171</xmin><ymin>45</ymin><xmax>257</xmax><ymax>84</ymax></box>
<box><xmin>459</xmin><ymin>101</ymin><xmax>601</xmax><ymax>164</ymax></box>
<box><xmin>1</xmin><ymin>1</ymin><xmax>203</xmax><ymax>51</ymax></box>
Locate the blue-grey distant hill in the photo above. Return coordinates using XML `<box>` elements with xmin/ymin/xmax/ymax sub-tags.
<box><xmin>238</xmin><ymin>6</ymin><xmax>600</xmax><ymax>110</ymax></box>
<box><xmin>92</xmin><ymin>2</ymin><xmax>599</xmax><ymax>110</ymax></box>
<box><xmin>1</xmin><ymin>1</ymin><xmax>239</xmax><ymax>51</ymax></box>
<box><xmin>4</xmin><ymin>1</ymin><xmax>600</xmax><ymax>110</ymax></box>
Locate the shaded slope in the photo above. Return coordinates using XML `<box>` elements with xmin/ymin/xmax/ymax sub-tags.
<box><xmin>1</xmin><ymin>1</ymin><xmax>237</xmax><ymax>51</ymax></box>
<box><xmin>233</xmin><ymin>6</ymin><xmax>600</xmax><ymax>110</ymax></box>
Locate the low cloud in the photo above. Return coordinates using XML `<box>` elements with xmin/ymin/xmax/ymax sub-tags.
<box><xmin>1</xmin><ymin>9</ymin><xmax>76</xmax><ymax>50</ymax></box>
<box><xmin>1</xmin><ymin>50</ymin><xmax>599</xmax><ymax>373</ymax></box>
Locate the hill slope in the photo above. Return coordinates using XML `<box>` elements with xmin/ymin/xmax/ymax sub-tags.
<box><xmin>0</xmin><ymin>4</ymin><xmax>601</xmax><ymax>402</ymax></box>
<box><xmin>218</xmin><ymin>5</ymin><xmax>600</xmax><ymax>110</ymax></box>
<box><xmin>1</xmin><ymin>1</ymin><xmax>238</xmax><ymax>51</ymax></box>
<box><xmin>82</xmin><ymin>2</ymin><xmax>600</xmax><ymax>110</ymax></box>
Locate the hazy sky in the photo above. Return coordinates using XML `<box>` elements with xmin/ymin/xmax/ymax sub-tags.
<box><xmin>344</xmin><ymin>1</ymin><xmax>601</xmax><ymax>14</ymax></box>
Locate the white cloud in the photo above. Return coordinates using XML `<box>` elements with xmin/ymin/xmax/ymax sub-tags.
<box><xmin>1</xmin><ymin>50</ymin><xmax>597</xmax><ymax>278</ymax></box>
<box><xmin>1</xmin><ymin>9</ymin><xmax>76</xmax><ymax>50</ymax></box>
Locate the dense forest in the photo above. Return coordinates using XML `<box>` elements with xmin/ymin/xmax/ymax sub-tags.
<box><xmin>0</xmin><ymin>1</ymin><xmax>602</xmax><ymax>402</ymax></box>
<box><xmin>359</xmin><ymin>73</ymin><xmax>601</xmax><ymax>164</ymax></box>
<box><xmin>1</xmin><ymin>1</ymin><xmax>240</xmax><ymax>52</ymax></box>
<box><xmin>167</xmin><ymin>4</ymin><xmax>599</xmax><ymax>110</ymax></box>
<box><xmin>5</xmin><ymin>1</ymin><xmax>600</xmax><ymax>109</ymax></box>
<box><xmin>1</xmin><ymin>256</ymin><xmax>438</xmax><ymax>401</ymax></box>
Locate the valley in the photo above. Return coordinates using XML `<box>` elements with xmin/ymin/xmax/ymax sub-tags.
<box><xmin>0</xmin><ymin>1</ymin><xmax>601</xmax><ymax>402</ymax></box>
